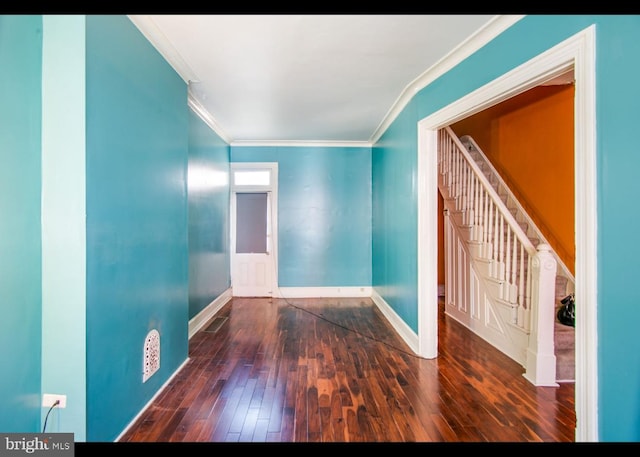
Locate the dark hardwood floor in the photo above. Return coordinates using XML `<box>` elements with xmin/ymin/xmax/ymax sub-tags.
<box><xmin>117</xmin><ymin>296</ymin><xmax>576</xmax><ymax>443</ymax></box>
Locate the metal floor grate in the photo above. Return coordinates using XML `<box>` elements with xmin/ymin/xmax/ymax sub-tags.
<box><xmin>203</xmin><ymin>316</ymin><xmax>228</xmax><ymax>333</ymax></box>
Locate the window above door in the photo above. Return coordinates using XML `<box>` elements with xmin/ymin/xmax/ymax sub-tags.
<box><xmin>230</xmin><ymin>162</ymin><xmax>277</xmax><ymax>192</ymax></box>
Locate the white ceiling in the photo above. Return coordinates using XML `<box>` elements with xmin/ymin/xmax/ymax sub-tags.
<box><xmin>128</xmin><ymin>15</ymin><xmax>522</xmax><ymax>145</ymax></box>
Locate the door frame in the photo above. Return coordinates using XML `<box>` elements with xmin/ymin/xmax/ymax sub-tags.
<box><xmin>417</xmin><ymin>26</ymin><xmax>596</xmax><ymax>441</ymax></box>
<box><xmin>230</xmin><ymin>162</ymin><xmax>279</xmax><ymax>297</ymax></box>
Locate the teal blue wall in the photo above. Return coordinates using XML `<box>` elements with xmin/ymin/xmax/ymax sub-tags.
<box><xmin>371</xmin><ymin>14</ymin><xmax>640</xmax><ymax>442</ymax></box>
<box><xmin>188</xmin><ymin>110</ymin><xmax>231</xmax><ymax>319</ymax></box>
<box><xmin>231</xmin><ymin>146</ymin><xmax>371</xmax><ymax>288</ymax></box>
<box><xmin>85</xmin><ymin>16</ymin><xmax>189</xmax><ymax>441</ymax></box>
<box><xmin>0</xmin><ymin>15</ymin><xmax>43</xmax><ymax>433</ymax></box>
<box><xmin>586</xmin><ymin>15</ymin><xmax>640</xmax><ymax>443</ymax></box>
<box><xmin>439</xmin><ymin>15</ymin><xmax>640</xmax><ymax>442</ymax></box>
<box><xmin>372</xmin><ymin>100</ymin><xmax>419</xmax><ymax>331</ymax></box>
<box><xmin>41</xmin><ymin>15</ymin><xmax>87</xmax><ymax>440</ymax></box>
<box><xmin>3</xmin><ymin>13</ymin><xmax>640</xmax><ymax>443</ymax></box>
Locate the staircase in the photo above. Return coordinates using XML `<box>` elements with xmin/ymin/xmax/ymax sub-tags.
<box><xmin>457</xmin><ymin>134</ymin><xmax>575</xmax><ymax>383</ymax></box>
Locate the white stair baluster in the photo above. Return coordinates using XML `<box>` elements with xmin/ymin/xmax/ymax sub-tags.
<box><xmin>510</xmin><ymin>233</ymin><xmax>518</xmax><ymax>307</ymax></box>
<box><xmin>517</xmin><ymin>242</ymin><xmax>525</xmax><ymax>327</ymax></box>
<box><xmin>483</xmin><ymin>187</ymin><xmax>489</xmax><ymax>257</ymax></box>
<box><xmin>504</xmin><ymin>227</ymin><xmax>511</xmax><ymax>302</ymax></box>
<box><xmin>492</xmin><ymin>202</ymin><xmax>499</xmax><ymax>278</ymax></box>
<box><xmin>499</xmin><ymin>215</ymin><xmax>505</xmax><ymax>280</ymax></box>
<box><xmin>487</xmin><ymin>198</ymin><xmax>494</xmax><ymax>262</ymax></box>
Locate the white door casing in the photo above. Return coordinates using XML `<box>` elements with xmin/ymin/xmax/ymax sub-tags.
<box><xmin>417</xmin><ymin>26</ymin><xmax>596</xmax><ymax>441</ymax></box>
<box><xmin>230</xmin><ymin>163</ymin><xmax>278</xmax><ymax>297</ymax></box>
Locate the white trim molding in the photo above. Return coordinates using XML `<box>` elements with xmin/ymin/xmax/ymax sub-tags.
<box><xmin>416</xmin><ymin>25</ymin><xmax>597</xmax><ymax>442</ymax></box>
<box><xmin>188</xmin><ymin>288</ymin><xmax>233</xmax><ymax>339</ymax></box>
<box><xmin>230</xmin><ymin>139</ymin><xmax>372</xmax><ymax>148</ymax></box>
<box><xmin>115</xmin><ymin>356</ymin><xmax>190</xmax><ymax>442</ymax></box>
<box><xmin>275</xmin><ymin>286</ymin><xmax>372</xmax><ymax>298</ymax></box>
<box><xmin>370</xmin><ymin>290</ymin><xmax>419</xmax><ymax>355</ymax></box>
<box><xmin>230</xmin><ymin>162</ymin><xmax>279</xmax><ymax>298</ymax></box>
<box><xmin>188</xmin><ymin>93</ymin><xmax>231</xmax><ymax>144</ymax></box>
<box><xmin>131</xmin><ymin>14</ymin><xmax>523</xmax><ymax>149</ymax></box>
<box><xmin>370</xmin><ymin>15</ymin><xmax>524</xmax><ymax>144</ymax></box>
<box><xmin>127</xmin><ymin>15</ymin><xmax>199</xmax><ymax>84</ymax></box>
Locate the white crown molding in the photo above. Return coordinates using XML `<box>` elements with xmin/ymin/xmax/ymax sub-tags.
<box><xmin>369</xmin><ymin>15</ymin><xmax>525</xmax><ymax>144</ymax></box>
<box><xmin>188</xmin><ymin>93</ymin><xmax>232</xmax><ymax>144</ymax></box>
<box><xmin>131</xmin><ymin>14</ymin><xmax>523</xmax><ymax>147</ymax></box>
<box><xmin>230</xmin><ymin>139</ymin><xmax>372</xmax><ymax>148</ymax></box>
<box><xmin>127</xmin><ymin>15</ymin><xmax>199</xmax><ymax>84</ymax></box>
<box><xmin>128</xmin><ymin>15</ymin><xmax>234</xmax><ymax>143</ymax></box>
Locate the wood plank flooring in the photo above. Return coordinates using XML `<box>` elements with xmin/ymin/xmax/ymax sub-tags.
<box><xmin>117</xmin><ymin>296</ymin><xmax>576</xmax><ymax>443</ymax></box>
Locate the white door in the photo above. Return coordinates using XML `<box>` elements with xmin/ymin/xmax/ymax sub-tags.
<box><xmin>232</xmin><ymin>192</ymin><xmax>272</xmax><ymax>296</ymax></box>
<box><xmin>230</xmin><ymin>163</ymin><xmax>278</xmax><ymax>297</ymax></box>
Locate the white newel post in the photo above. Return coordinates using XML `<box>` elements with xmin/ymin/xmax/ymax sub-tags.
<box><xmin>523</xmin><ymin>244</ymin><xmax>558</xmax><ymax>386</ymax></box>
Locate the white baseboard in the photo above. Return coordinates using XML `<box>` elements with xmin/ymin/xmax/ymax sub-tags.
<box><xmin>370</xmin><ymin>289</ymin><xmax>419</xmax><ymax>354</ymax></box>
<box><xmin>274</xmin><ymin>286</ymin><xmax>419</xmax><ymax>355</ymax></box>
<box><xmin>274</xmin><ymin>286</ymin><xmax>372</xmax><ymax>298</ymax></box>
<box><xmin>118</xmin><ymin>285</ymin><xmax>420</xmax><ymax>442</ymax></box>
<box><xmin>115</xmin><ymin>357</ymin><xmax>189</xmax><ymax>442</ymax></box>
<box><xmin>188</xmin><ymin>288</ymin><xmax>233</xmax><ymax>339</ymax></box>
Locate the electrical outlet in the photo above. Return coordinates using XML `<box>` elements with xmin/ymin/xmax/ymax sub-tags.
<box><xmin>42</xmin><ymin>394</ymin><xmax>66</xmax><ymax>408</ymax></box>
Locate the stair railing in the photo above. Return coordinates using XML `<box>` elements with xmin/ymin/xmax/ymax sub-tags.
<box><xmin>438</xmin><ymin>126</ymin><xmax>558</xmax><ymax>386</ymax></box>
<box><xmin>459</xmin><ymin>134</ymin><xmax>574</xmax><ymax>287</ymax></box>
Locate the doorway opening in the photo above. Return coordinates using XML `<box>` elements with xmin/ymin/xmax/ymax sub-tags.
<box><xmin>417</xmin><ymin>26</ymin><xmax>596</xmax><ymax>441</ymax></box>
<box><xmin>230</xmin><ymin>162</ymin><xmax>278</xmax><ymax>297</ymax></box>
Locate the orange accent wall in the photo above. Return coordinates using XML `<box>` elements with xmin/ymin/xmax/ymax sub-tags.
<box><xmin>447</xmin><ymin>84</ymin><xmax>575</xmax><ymax>275</ymax></box>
